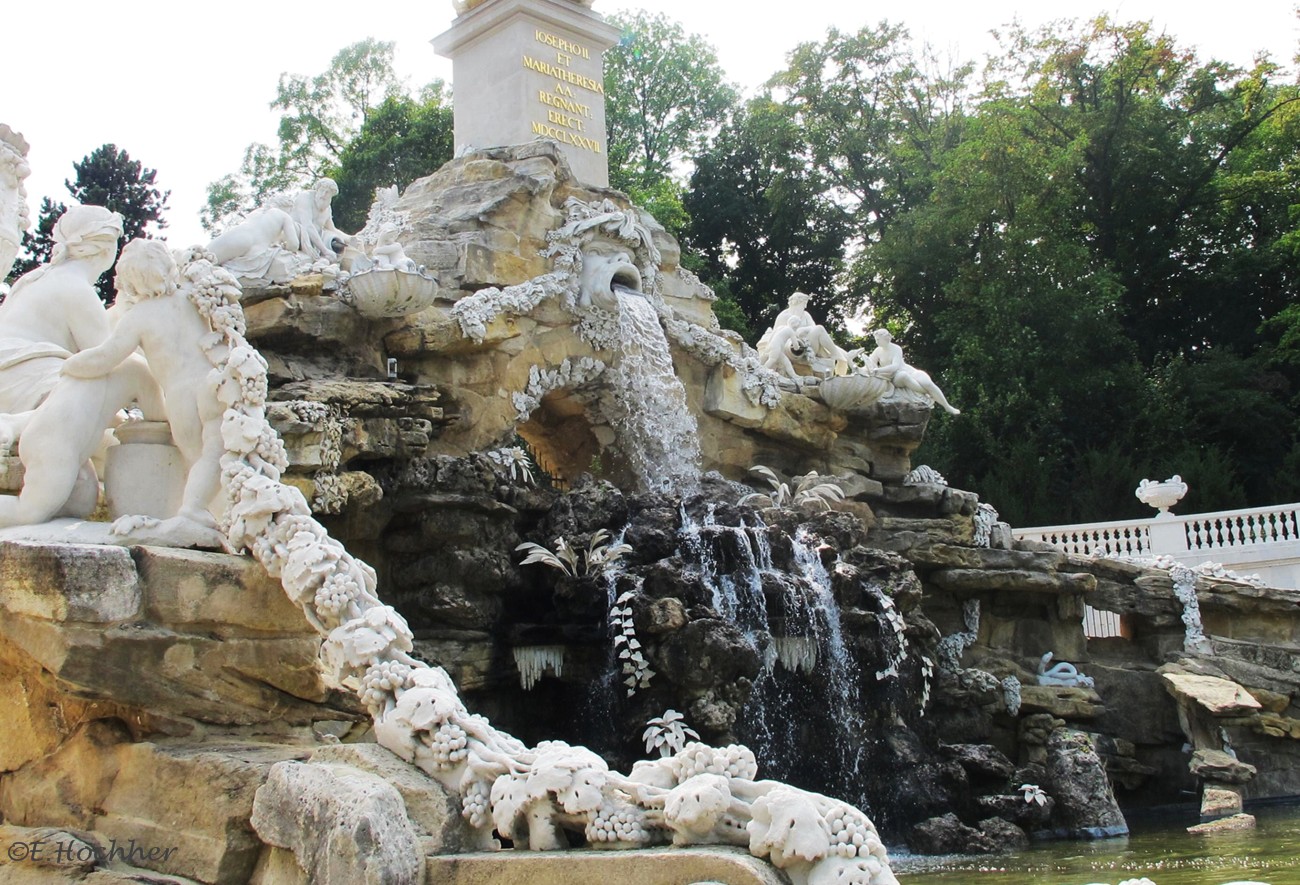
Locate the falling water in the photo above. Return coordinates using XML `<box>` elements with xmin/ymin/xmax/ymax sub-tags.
<box><xmin>604</xmin><ymin>289</ymin><xmax>701</xmax><ymax>493</ymax></box>
<box><xmin>674</xmin><ymin>510</ymin><xmax>871</xmax><ymax>808</ymax></box>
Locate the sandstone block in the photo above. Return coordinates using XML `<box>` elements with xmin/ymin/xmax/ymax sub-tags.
<box><xmin>1199</xmin><ymin>784</ymin><xmax>1243</xmax><ymax>819</ymax></box>
<box><xmin>1189</xmin><ymin>749</ymin><xmax>1257</xmax><ymax>784</ymax></box>
<box><xmin>0</xmin><ymin>541</ymin><xmax>140</xmax><ymax>623</ymax></box>
<box><xmin>1159</xmin><ymin>671</ymin><xmax>1263</xmax><ymax>716</ymax></box>
<box><xmin>928</xmin><ymin>568</ymin><xmax>1097</xmax><ymax>596</ymax></box>
<box><xmin>251</xmin><ymin>760</ymin><xmax>423</xmax><ymax>885</ymax></box>
<box><xmin>1187</xmin><ymin>812</ymin><xmax>1255</xmax><ymax>834</ymax></box>
<box><xmin>134</xmin><ymin>546</ymin><xmax>309</xmax><ymax>636</ymax></box>
<box><xmin>426</xmin><ymin>846</ymin><xmax>787</xmax><ymax>885</ymax></box>
<box><xmin>1018</xmin><ymin>686</ymin><xmax>1105</xmax><ymax>720</ymax></box>
<box><xmin>309</xmin><ymin>743</ymin><xmax>476</xmax><ymax>854</ymax></box>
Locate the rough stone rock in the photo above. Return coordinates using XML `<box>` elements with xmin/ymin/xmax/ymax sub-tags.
<box><xmin>1018</xmin><ymin>685</ymin><xmax>1106</xmax><ymax>720</ymax></box>
<box><xmin>1092</xmin><ymin>662</ymin><xmax>1184</xmax><ymax>747</ymax></box>
<box><xmin>0</xmin><ymin>824</ymin><xmax>204</xmax><ymax>884</ymax></box>
<box><xmin>0</xmin><ymin>541</ymin><xmax>359</xmax><ymax>731</ymax></box>
<box><xmin>977</xmin><ymin>816</ymin><xmax>1029</xmax><ymax>851</ymax></box>
<box><xmin>906</xmin><ymin>813</ymin><xmax>1000</xmax><ymax>855</ymax></box>
<box><xmin>1189</xmin><ymin>749</ymin><xmax>1257</xmax><ymax>785</ymax></box>
<box><xmin>1246</xmin><ymin>687</ymin><xmax>1293</xmax><ymax>714</ymax></box>
<box><xmin>1186</xmin><ymin>812</ymin><xmax>1256</xmax><ymax>834</ymax></box>
<box><xmin>656</xmin><ymin>619</ymin><xmax>761</xmax><ymax>692</ymax></box>
<box><xmin>309</xmin><ymin>743</ymin><xmax>478</xmax><ymax>854</ymax></box>
<box><xmin>1044</xmin><ymin>729</ymin><xmax>1128</xmax><ymax>837</ymax></box>
<box><xmin>870</xmin><ymin>517</ymin><xmax>975</xmax><ymax>552</ymax></box>
<box><xmin>941</xmin><ymin>743</ymin><xmax>1016</xmax><ymax>782</ymax></box>
<box><xmin>426</xmin><ymin>846</ymin><xmax>788</xmax><ymax>884</ymax></box>
<box><xmin>636</xmin><ymin>596</ymin><xmax>689</xmax><ymax>635</ymax></box>
<box><xmin>0</xmin><ymin>541</ymin><xmax>140</xmax><ymax>623</ymax></box>
<box><xmin>1159</xmin><ymin>670</ymin><xmax>1263</xmax><ymax>717</ymax></box>
<box><xmin>251</xmin><ymin>760</ymin><xmax>423</xmax><ymax>885</ymax></box>
<box><xmin>975</xmin><ymin>793</ymin><xmax>1055</xmax><ymax>828</ymax></box>
<box><xmin>906</xmin><ymin>543</ymin><xmax>1067</xmax><ymax>573</ymax></box>
<box><xmin>1</xmin><ymin>727</ymin><xmax>305</xmax><ymax>884</ymax></box>
<box><xmin>928</xmin><ymin>568</ymin><xmax>1097</xmax><ymax>596</ymax></box>
<box><xmin>1199</xmin><ymin>784</ymin><xmax>1243</xmax><ymax>819</ymax></box>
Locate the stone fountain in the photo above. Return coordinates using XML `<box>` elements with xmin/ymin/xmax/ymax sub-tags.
<box><xmin>4</xmin><ymin>2</ymin><xmax>1300</xmax><ymax>883</ymax></box>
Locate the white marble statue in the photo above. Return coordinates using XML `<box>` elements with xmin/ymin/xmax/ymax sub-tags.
<box><xmin>205</xmin><ymin>207</ymin><xmax>304</xmax><ymax>281</ymax></box>
<box><xmin>0</xmin><ymin>124</ymin><xmax>32</xmax><ymax>282</ymax></box>
<box><xmin>757</xmin><ymin>293</ymin><xmax>857</xmax><ymax>380</ymax></box>
<box><xmin>62</xmin><ymin>240</ymin><xmax>226</xmax><ymax>534</ymax></box>
<box><xmin>1036</xmin><ymin>652</ymin><xmax>1095</xmax><ymax>688</ymax></box>
<box><xmin>206</xmin><ymin>178</ymin><xmax>354</xmax><ymax>285</ymax></box>
<box><xmin>0</xmin><ymin>206</ymin><xmax>124</xmax><ymax>416</ymax></box>
<box><xmin>288</xmin><ymin>178</ymin><xmax>352</xmax><ymax>259</ymax></box>
<box><xmin>862</xmin><ymin>329</ymin><xmax>960</xmax><ymax>415</ymax></box>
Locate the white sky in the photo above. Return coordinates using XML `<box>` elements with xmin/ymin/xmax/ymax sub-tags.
<box><xmin>5</xmin><ymin>0</ymin><xmax>1296</xmax><ymax>248</ymax></box>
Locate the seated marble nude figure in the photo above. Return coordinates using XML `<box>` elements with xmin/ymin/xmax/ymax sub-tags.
<box><xmin>757</xmin><ymin>292</ymin><xmax>857</xmax><ymax>380</ymax></box>
<box><xmin>0</xmin><ymin>215</ymin><xmax>172</xmax><ymax>527</ymax></box>
<box><xmin>862</xmin><ymin>328</ymin><xmax>960</xmax><ymax>416</ymax></box>
<box><xmin>0</xmin><ymin>205</ymin><xmax>123</xmax><ymax>416</ymax></box>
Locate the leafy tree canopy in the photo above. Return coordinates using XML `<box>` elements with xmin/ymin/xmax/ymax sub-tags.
<box><xmin>604</xmin><ymin>10</ymin><xmax>739</xmax><ymax>192</ymax></box>
<box><xmin>204</xmin><ymin>39</ymin><xmax>432</xmax><ymax>231</ymax></box>
<box><xmin>9</xmin><ymin>145</ymin><xmax>169</xmax><ymax>302</ymax></box>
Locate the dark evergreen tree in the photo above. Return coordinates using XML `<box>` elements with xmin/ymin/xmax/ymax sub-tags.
<box><xmin>7</xmin><ymin>196</ymin><xmax>65</xmax><ymax>283</ymax></box>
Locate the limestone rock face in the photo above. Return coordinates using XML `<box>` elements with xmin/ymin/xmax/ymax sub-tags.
<box><xmin>0</xmin><ymin>540</ymin><xmax>361</xmax><ymax>732</ymax></box>
<box><xmin>1160</xmin><ymin>671</ymin><xmax>1263</xmax><ymax>716</ymax></box>
<box><xmin>1044</xmin><ymin>730</ymin><xmax>1128</xmax><ymax>838</ymax></box>
<box><xmin>251</xmin><ymin>761</ymin><xmax>423</xmax><ymax>885</ymax></box>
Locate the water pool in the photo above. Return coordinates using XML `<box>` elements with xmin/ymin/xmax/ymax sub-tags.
<box><xmin>892</xmin><ymin>804</ymin><xmax>1300</xmax><ymax>885</ymax></box>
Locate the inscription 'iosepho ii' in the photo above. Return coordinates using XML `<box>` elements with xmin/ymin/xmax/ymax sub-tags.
<box><xmin>521</xmin><ymin>28</ymin><xmax>605</xmax><ymax>154</ymax></box>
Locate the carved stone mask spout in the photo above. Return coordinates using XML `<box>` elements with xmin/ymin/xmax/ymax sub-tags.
<box><xmin>578</xmin><ymin>240</ymin><xmax>642</xmax><ymax>312</ymax></box>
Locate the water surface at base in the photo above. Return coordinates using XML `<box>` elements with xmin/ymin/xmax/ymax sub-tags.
<box><xmin>893</xmin><ymin>804</ymin><xmax>1300</xmax><ymax>885</ymax></box>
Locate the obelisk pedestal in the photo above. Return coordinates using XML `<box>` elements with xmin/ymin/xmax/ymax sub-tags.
<box><xmin>434</xmin><ymin>0</ymin><xmax>621</xmax><ymax>187</ymax></box>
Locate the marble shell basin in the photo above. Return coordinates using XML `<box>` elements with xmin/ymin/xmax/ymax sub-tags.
<box><xmin>818</xmin><ymin>374</ymin><xmax>892</xmax><ymax>411</ymax></box>
<box><xmin>345</xmin><ymin>268</ymin><xmax>439</xmax><ymax>319</ymax></box>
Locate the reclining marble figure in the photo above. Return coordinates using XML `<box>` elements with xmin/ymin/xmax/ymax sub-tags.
<box><xmin>862</xmin><ymin>328</ymin><xmax>960</xmax><ymax>416</ymax></box>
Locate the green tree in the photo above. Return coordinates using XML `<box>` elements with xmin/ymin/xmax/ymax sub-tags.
<box><xmin>685</xmin><ymin>98</ymin><xmax>849</xmax><ymax>337</ymax></box>
<box><xmin>327</xmin><ymin>86</ymin><xmax>455</xmax><ymax>232</ymax></box>
<box><xmin>603</xmin><ymin>11</ymin><xmax>738</xmax><ymax>191</ymax></box>
<box><xmin>10</xmin><ymin>145</ymin><xmax>169</xmax><ymax>303</ymax></box>
<box><xmin>8</xmin><ymin>196</ymin><xmax>65</xmax><ymax>282</ymax></box>
<box><xmin>897</xmin><ymin>19</ymin><xmax>1300</xmax><ymax>521</ymax></box>
<box><xmin>204</xmin><ymin>39</ymin><xmax>408</xmax><ymax>230</ymax></box>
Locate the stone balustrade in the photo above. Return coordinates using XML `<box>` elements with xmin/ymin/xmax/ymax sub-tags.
<box><xmin>1015</xmin><ymin>502</ymin><xmax>1300</xmax><ymax>589</ymax></box>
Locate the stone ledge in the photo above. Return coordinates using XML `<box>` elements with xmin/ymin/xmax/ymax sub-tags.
<box><xmin>425</xmin><ymin>846</ymin><xmax>788</xmax><ymax>885</ymax></box>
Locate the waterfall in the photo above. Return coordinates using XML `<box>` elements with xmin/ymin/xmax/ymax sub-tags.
<box><xmin>604</xmin><ymin>290</ymin><xmax>701</xmax><ymax>493</ymax></box>
<box><xmin>674</xmin><ymin>510</ymin><xmax>871</xmax><ymax>808</ymax></box>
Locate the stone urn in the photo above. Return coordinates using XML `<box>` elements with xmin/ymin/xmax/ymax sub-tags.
<box><xmin>105</xmin><ymin>420</ymin><xmax>186</xmax><ymax>520</ymax></box>
<box><xmin>1135</xmin><ymin>475</ymin><xmax>1188</xmax><ymax>516</ymax></box>
<box><xmin>344</xmin><ymin>267</ymin><xmax>439</xmax><ymax>319</ymax></box>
